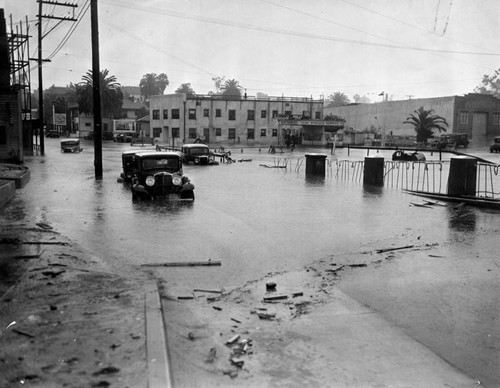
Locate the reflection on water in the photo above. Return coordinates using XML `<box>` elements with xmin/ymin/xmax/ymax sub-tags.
<box><xmin>448</xmin><ymin>207</ymin><xmax>477</xmax><ymax>233</ymax></box>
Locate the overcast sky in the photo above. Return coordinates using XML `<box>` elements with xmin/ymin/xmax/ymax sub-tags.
<box><xmin>3</xmin><ymin>0</ymin><xmax>500</xmax><ymax>102</ymax></box>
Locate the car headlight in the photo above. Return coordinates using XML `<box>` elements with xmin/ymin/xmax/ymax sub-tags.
<box><xmin>194</xmin><ymin>157</ymin><xmax>199</xmax><ymax>164</ymax></box>
<box><xmin>145</xmin><ymin>176</ymin><xmax>155</xmax><ymax>186</ymax></box>
<box><xmin>172</xmin><ymin>175</ymin><xmax>182</xmax><ymax>185</ymax></box>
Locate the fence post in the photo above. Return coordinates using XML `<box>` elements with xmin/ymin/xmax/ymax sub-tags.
<box><xmin>447</xmin><ymin>156</ymin><xmax>477</xmax><ymax>197</ymax></box>
<box><xmin>363</xmin><ymin>156</ymin><xmax>384</xmax><ymax>186</ymax></box>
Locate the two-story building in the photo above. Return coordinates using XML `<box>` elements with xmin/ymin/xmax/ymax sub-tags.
<box><xmin>149</xmin><ymin>94</ymin><xmax>332</xmax><ymax>147</ymax></box>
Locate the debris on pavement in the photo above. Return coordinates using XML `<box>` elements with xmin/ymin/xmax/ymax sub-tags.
<box><xmin>141</xmin><ymin>260</ymin><xmax>221</xmax><ymax>267</ymax></box>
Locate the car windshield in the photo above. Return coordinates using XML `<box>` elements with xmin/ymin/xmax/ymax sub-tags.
<box><xmin>62</xmin><ymin>141</ymin><xmax>78</xmax><ymax>146</ymax></box>
<box><xmin>188</xmin><ymin>147</ymin><xmax>209</xmax><ymax>155</ymax></box>
<box><xmin>141</xmin><ymin>157</ymin><xmax>179</xmax><ymax>171</ymax></box>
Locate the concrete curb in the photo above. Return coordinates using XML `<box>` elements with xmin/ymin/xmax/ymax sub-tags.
<box><xmin>0</xmin><ymin>179</ymin><xmax>15</xmax><ymax>208</ymax></box>
<box><xmin>145</xmin><ymin>280</ymin><xmax>173</xmax><ymax>388</ymax></box>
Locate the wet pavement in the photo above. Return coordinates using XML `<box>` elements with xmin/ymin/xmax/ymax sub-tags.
<box><xmin>1</xmin><ymin>138</ymin><xmax>499</xmax><ymax>386</ymax></box>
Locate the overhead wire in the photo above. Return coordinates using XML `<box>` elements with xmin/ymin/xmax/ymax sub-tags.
<box><xmin>102</xmin><ymin>0</ymin><xmax>500</xmax><ymax>57</ymax></box>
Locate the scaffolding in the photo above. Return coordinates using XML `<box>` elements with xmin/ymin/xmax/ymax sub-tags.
<box><xmin>7</xmin><ymin>14</ymin><xmax>34</xmax><ymax>153</ymax></box>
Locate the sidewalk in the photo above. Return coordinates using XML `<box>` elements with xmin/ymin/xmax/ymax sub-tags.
<box><xmin>0</xmin><ymin>222</ymin><xmax>151</xmax><ymax>387</ymax></box>
<box><xmin>160</xmin><ymin>261</ymin><xmax>475</xmax><ymax>387</ymax></box>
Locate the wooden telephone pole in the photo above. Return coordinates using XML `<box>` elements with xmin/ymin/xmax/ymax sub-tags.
<box><xmin>36</xmin><ymin>0</ymin><xmax>77</xmax><ymax>156</ymax></box>
<box><xmin>91</xmin><ymin>0</ymin><xmax>102</xmax><ymax>180</ymax></box>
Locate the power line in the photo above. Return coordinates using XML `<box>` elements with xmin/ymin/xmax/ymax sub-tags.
<box><xmin>101</xmin><ymin>0</ymin><xmax>500</xmax><ymax>57</ymax></box>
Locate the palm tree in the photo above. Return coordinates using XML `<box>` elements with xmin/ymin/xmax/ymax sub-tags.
<box><xmin>221</xmin><ymin>79</ymin><xmax>242</xmax><ymax>98</ymax></box>
<box><xmin>76</xmin><ymin>69</ymin><xmax>123</xmax><ymax>118</ymax></box>
<box><xmin>139</xmin><ymin>73</ymin><xmax>169</xmax><ymax>101</ymax></box>
<box><xmin>403</xmin><ymin>106</ymin><xmax>448</xmax><ymax>144</ymax></box>
<box><xmin>175</xmin><ymin>83</ymin><xmax>196</xmax><ymax>96</ymax></box>
<box><xmin>326</xmin><ymin>92</ymin><xmax>350</xmax><ymax>107</ymax></box>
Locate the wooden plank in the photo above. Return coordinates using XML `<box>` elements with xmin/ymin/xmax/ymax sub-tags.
<box><xmin>141</xmin><ymin>260</ymin><xmax>221</xmax><ymax>268</ymax></box>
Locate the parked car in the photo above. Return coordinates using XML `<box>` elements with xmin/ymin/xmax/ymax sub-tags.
<box><xmin>103</xmin><ymin>132</ymin><xmax>114</xmax><ymax>140</ymax></box>
<box><xmin>119</xmin><ymin>149</ymin><xmax>141</xmax><ymax>182</ymax></box>
<box><xmin>60</xmin><ymin>138</ymin><xmax>82</xmax><ymax>153</ymax></box>
<box><xmin>83</xmin><ymin>132</ymin><xmax>94</xmax><ymax>140</ymax></box>
<box><xmin>181</xmin><ymin>143</ymin><xmax>217</xmax><ymax>165</ymax></box>
<box><xmin>114</xmin><ymin>133</ymin><xmax>133</xmax><ymax>143</ymax></box>
<box><xmin>131</xmin><ymin>151</ymin><xmax>195</xmax><ymax>201</ymax></box>
<box><xmin>490</xmin><ymin>136</ymin><xmax>500</xmax><ymax>153</ymax></box>
<box><xmin>46</xmin><ymin>130</ymin><xmax>60</xmax><ymax>138</ymax></box>
<box><xmin>392</xmin><ymin>150</ymin><xmax>426</xmax><ymax>161</ymax></box>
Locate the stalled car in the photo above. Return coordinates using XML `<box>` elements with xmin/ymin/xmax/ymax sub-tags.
<box><xmin>46</xmin><ymin>130</ymin><xmax>60</xmax><ymax>138</ymax></box>
<box><xmin>181</xmin><ymin>143</ymin><xmax>217</xmax><ymax>165</ymax></box>
<box><xmin>131</xmin><ymin>151</ymin><xmax>194</xmax><ymax>201</ymax></box>
<box><xmin>490</xmin><ymin>136</ymin><xmax>500</xmax><ymax>153</ymax></box>
<box><xmin>119</xmin><ymin>149</ymin><xmax>140</xmax><ymax>182</ymax></box>
<box><xmin>60</xmin><ymin>138</ymin><xmax>82</xmax><ymax>153</ymax></box>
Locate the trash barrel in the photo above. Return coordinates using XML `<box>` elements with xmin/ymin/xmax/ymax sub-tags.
<box><xmin>363</xmin><ymin>156</ymin><xmax>384</xmax><ymax>186</ymax></box>
<box><xmin>448</xmin><ymin>156</ymin><xmax>477</xmax><ymax>197</ymax></box>
<box><xmin>305</xmin><ymin>153</ymin><xmax>327</xmax><ymax>177</ymax></box>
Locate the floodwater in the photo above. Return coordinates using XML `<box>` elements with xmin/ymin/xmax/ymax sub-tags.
<box><xmin>2</xmin><ymin>138</ymin><xmax>500</xmax><ymax>386</ymax></box>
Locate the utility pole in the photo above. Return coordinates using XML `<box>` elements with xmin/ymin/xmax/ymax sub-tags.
<box><xmin>37</xmin><ymin>0</ymin><xmax>44</xmax><ymax>155</ymax></box>
<box><xmin>36</xmin><ymin>0</ymin><xmax>77</xmax><ymax>156</ymax></box>
<box><xmin>91</xmin><ymin>0</ymin><xmax>102</xmax><ymax>179</ymax></box>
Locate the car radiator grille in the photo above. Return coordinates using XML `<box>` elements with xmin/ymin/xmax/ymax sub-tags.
<box><xmin>153</xmin><ymin>174</ymin><xmax>174</xmax><ymax>196</ymax></box>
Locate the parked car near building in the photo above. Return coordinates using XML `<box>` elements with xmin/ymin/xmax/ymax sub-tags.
<box><xmin>131</xmin><ymin>151</ymin><xmax>194</xmax><ymax>201</ymax></box>
<box><xmin>60</xmin><ymin>138</ymin><xmax>82</xmax><ymax>153</ymax></box>
<box><xmin>490</xmin><ymin>136</ymin><xmax>500</xmax><ymax>153</ymax></box>
<box><xmin>181</xmin><ymin>143</ymin><xmax>218</xmax><ymax>165</ymax></box>
<box><xmin>46</xmin><ymin>130</ymin><xmax>60</xmax><ymax>138</ymax></box>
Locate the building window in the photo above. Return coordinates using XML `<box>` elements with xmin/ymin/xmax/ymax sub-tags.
<box><xmin>302</xmin><ymin>110</ymin><xmax>310</xmax><ymax>119</ymax></box>
<box><xmin>172</xmin><ymin>109</ymin><xmax>180</xmax><ymax>119</ymax></box>
<box><xmin>152</xmin><ymin>109</ymin><xmax>160</xmax><ymax>120</ymax></box>
<box><xmin>229</xmin><ymin>110</ymin><xmax>236</xmax><ymax>120</ymax></box>
<box><xmin>248</xmin><ymin>110</ymin><xmax>255</xmax><ymax>120</ymax></box>
<box><xmin>189</xmin><ymin>128</ymin><xmax>197</xmax><ymax>138</ymax></box>
<box><xmin>272</xmin><ymin>110</ymin><xmax>278</xmax><ymax>118</ymax></box>
<box><xmin>493</xmin><ymin>113</ymin><xmax>500</xmax><ymax>125</ymax></box>
<box><xmin>216</xmin><ymin>109</ymin><xmax>221</xmax><ymax>117</ymax></box>
<box><xmin>153</xmin><ymin>127</ymin><xmax>161</xmax><ymax>137</ymax></box>
<box><xmin>189</xmin><ymin>109</ymin><xmax>196</xmax><ymax>120</ymax></box>
<box><xmin>459</xmin><ymin>111</ymin><xmax>468</xmax><ymax>124</ymax></box>
<box><xmin>260</xmin><ymin>128</ymin><xmax>266</xmax><ymax>137</ymax></box>
<box><xmin>285</xmin><ymin>110</ymin><xmax>291</xmax><ymax>116</ymax></box>
<box><xmin>85</xmin><ymin>122</ymin><xmax>91</xmax><ymax>127</ymax></box>
<box><xmin>247</xmin><ymin>128</ymin><xmax>255</xmax><ymax>139</ymax></box>
<box><xmin>103</xmin><ymin>123</ymin><xmax>108</xmax><ymax>131</ymax></box>
<box><xmin>172</xmin><ymin>127</ymin><xmax>180</xmax><ymax>138</ymax></box>
<box><xmin>215</xmin><ymin>128</ymin><xmax>222</xmax><ymax>136</ymax></box>
<box><xmin>228</xmin><ymin>128</ymin><xmax>236</xmax><ymax>139</ymax></box>
<box><xmin>315</xmin><ymin>111</ymin><xmax>321</xmax><ymax>119</ymax></box>
<box><xmin>272</xmin><ymin>128</ymin><xmax>278</xmax><ymax>137</ymax></box>
<box><xmin>163</xmin><ymin>109</ymin><xmax>168</xmax><ymax>119</ymax></box>
<box><xmin>203</xmin><ymin>109</ymin><xmax>209</xmax><ymax>117</ymax></box>
<box><xmin>261</xmin><ymin>110</ymin><xmax>267</xmax><ymax>119</ymax></box>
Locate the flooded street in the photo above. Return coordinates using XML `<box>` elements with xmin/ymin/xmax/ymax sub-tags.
<box><xmin>2</xmin><ymin>138</ymin><xmax>500</xmax><ymax>386</ymax></box>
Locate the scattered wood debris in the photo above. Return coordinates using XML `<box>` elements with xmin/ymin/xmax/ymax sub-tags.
<box><xmin>226</xmin><ymin>335</ymin><xmax>240</xmax><ymax>345</ymax></box>
<box><xmin>36</xmin><ymin>223</ymin><xmax>53</xmax><ymax>230</ymax></box>
<box><xmin>141</xmin><ymin>260</ymin><xmax>221</xmax><ymax>267</ymax></box>
<box><xmin>12</xmin><ymin>328</ymin><xmax>35</xmax><ymax>338</ymax></box>
<box><xmin>376</xmin><ymin>245</ymin><xmax>414</xmax><ymax>254</ymax></box>
<box><xmin>193</xmin><ymin>289</ymin><xmax>222</xmax><ymax>293</ymax></box>
<box><xmin>263</xmin><ymin>294</ymin><xmax>288</xmax><ymax>302</ymax></box>
<box><xmin>257</xmin><ymin>312</ymin><xmax>276</xmax><ymax>320</ymax></box>
<box><xmin>266</xmin><ymin>282</ymin><xmax>276</xmax><ymax>291</ymax></box>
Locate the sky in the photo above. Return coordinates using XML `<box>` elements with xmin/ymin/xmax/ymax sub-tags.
<box><xmin>2</xmin><ymin>0</ymin><xmax>500</xmax><ymax>102</ymax></box>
